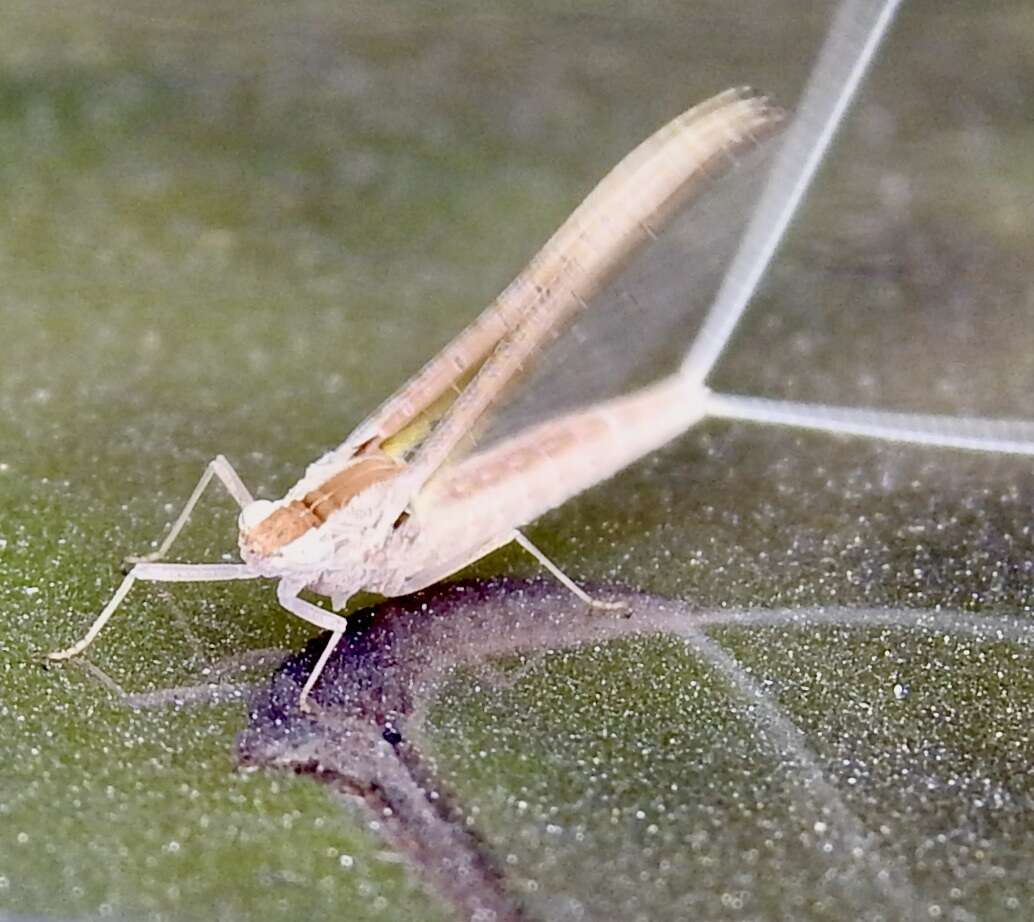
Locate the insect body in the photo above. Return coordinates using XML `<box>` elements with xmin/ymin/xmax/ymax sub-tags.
<box><xmin>49</xmin><ymin>89</ymin><xmax>784</xmax><ymax>707</ymax></box>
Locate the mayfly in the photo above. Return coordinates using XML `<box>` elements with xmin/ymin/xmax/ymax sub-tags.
<box><xmin>49</xmin><ymin>0</ymin><xmax>1034</xmax><ymax>708</ymax></box>
<box><xmin>49</xmin><ymin>87</ymin><xmax>784</xmax><ymax>706</ymax></box>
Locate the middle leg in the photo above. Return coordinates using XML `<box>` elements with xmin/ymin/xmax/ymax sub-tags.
<box><xmin>49</xmin><ymin>562</ymin><xmax>256</xmax><ymax>662</ymax></box>
<box><xmin>275</xmin><ymin>581</ymin><xmax>352</xmax><ymax>711</ymax></box>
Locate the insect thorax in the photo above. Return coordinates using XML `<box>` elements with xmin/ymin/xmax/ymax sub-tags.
<box><xmin>239</xmin><ymin>450</ymin><xmax>403</xmax><ymax>563</ymax></box>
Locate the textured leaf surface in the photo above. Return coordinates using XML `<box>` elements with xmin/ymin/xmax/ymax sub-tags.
<box><xmin>2</xmin><ymin>1</ymin><xmax>1033</xmax><ymax>920</ymax></box>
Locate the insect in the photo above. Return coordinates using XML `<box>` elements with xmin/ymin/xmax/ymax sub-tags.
<box><xmin>49</xmin><ymin>87</ymin><xmax>786</xmax><ymax>708</ymax></box>
<box><xmin>49</xmin><ymin>0</ymin><xmax>1034</xmax><ymax>709</ymax></box>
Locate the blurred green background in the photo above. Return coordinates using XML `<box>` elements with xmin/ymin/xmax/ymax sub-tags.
<box><xmin>1</xmin><ymin>1</ymin><xmax>1033</xmax><ymax>919</ymax></box>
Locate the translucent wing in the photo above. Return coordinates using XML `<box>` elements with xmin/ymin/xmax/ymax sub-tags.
<box><xmin>481</xmin><ymin>0</ymin><xmax>909</xmax><ymax>449</ymax></box>
<box><xmin>475</xmin><ymin>140</ymin><xmax>778</xmax><ymax>447</ymax></box>
<box><xmin>341</xmin><ymin>89</ymin><xmax>785</xmax><ymax>499</ymax></box>
<box><xmin>468</xmin><ymin>0</ymin><xmax>910</xmax><ymax>457</ymax></box>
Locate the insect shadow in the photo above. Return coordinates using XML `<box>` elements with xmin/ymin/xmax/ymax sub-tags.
<box><xmin>224</xmin><ymin>577</ymin><xmax>1034</xmax><ymax>921</ymax></box>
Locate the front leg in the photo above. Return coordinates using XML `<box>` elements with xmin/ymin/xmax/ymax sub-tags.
<box><xmin>49</xmin><ymin>562</ymin><xmax>256</xmax><ymax>661</ymax></box>
<box><xmin>127</xmin><ymin>454</ymin><xmax>254</xmax><ymax>565</ymax></box>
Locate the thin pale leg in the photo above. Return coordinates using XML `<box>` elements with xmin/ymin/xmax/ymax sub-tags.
<box><xmin>275</xmin><ymin>582</ymin><xmax>351</xmax><ymax>711</ymax></box>
<box><xmin>299</xmin><ymin>630</ymin><xmax>345</xmax><ymax>711</ymax></box>
<box><xmin>705</xmin><ymin>391</ymin><xmax>1034</xmax><ymax>456</ymax></box>
<box><xmin>48</xmin><ymin>562</ymin><xmax>256</xmax><ymax>661</ymax></box>
<box><xmin>127</xmin><ymin>455</ymin><xmax>254</xmax><ymax>565</ymax></box>
<box><xmin>512</xmin><ymin>530</ymin><xmax>626</xmax><ymax>610</ymax></box>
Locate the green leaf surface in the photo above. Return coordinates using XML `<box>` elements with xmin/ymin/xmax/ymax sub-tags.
<box><xmin>2</xmin><ymin>1</ymin><xmax>1033</xmax><ymax>920</ymax></box>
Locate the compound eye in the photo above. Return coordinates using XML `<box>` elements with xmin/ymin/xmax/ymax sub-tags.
<box><xmin>239</xmin><ymin>499</ymin><xmax>275</xmax><ymax>532</ymax></box>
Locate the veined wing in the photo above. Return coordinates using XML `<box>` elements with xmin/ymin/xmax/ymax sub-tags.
<box><xmin>386</xmin><ymin>88</ymin><xmax>785</xmax><ymax>506</ymax></box>
<box><xmin>469</xmin><ymin>0</ymin><xmax>907</xmax><ymax>456</ymax></box>
<box><xmin>409</xmin><ymin>0</ymin><xmax>910</xmax><ymax>527</ymax></box>
<box><xmin>341</xmin><ymin>88</ymin><xmax>784</xmax><ymax>471</ymax></box>
<box><xmin>252</xmin><ymin>88</ymin><xmax>783</xmax><ymax>552</ymax></box>
<box><xmin>472</xmin><ymin>137</ymin><xmax>778</xmax><ymax>446</ymax></box>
